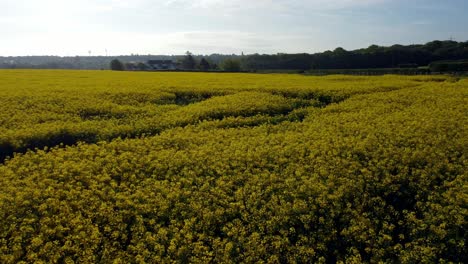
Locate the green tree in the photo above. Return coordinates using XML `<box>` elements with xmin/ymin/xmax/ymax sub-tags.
<box><xmin>221</xmin><ymin>59</ymin><xmax>241</xmax><ymax>72</ymax></box>
<box><xmin>198</xmin><ymin>58</ymin><xmax>211</xmax><ymax>71</ymax></box>
<box><xmin>181</xmin><ymin>51</ymin><xmax>196</xmax><ymax>70</ymax></box>
<box><xmin>110</xmin><ymin>59</ymin><xmax>124</xmax><ymax>71</ymax></box>
<box><xmin>137</xmin><ymin>62</ymin><xmax>149</xmax><ymax>71</ymax></box>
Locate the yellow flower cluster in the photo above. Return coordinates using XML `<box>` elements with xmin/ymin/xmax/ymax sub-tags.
<box><xmin>0</xmin><ymin>70</ymin><xmax>466</xmax><ymax>263</ymax></box>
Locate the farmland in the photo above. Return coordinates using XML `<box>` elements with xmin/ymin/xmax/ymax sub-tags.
<box><xmin>0</xmin><ymin>70</ymin><xmax>466</xmax><ymax>263</ymax></box>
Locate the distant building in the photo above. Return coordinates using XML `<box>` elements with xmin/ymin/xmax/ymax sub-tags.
<box><xmin>147</xmin><ymin>60</ymin><xmax>178</xmax><ymax>70</ymax></box>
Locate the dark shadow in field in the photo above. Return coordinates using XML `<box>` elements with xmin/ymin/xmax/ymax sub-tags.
<box><xmin>78</xmin><ymin>109</ymin><xmax>127</xmax><ymax>120</ymax></box>
<box><xmin>101</xmin><ymin>91</ymin><xmax>217</xmax><ymax>106</ymax></box>
<box><xmin>171</xmin><ymin>92</ymin><xmax>214</xmax><ymax>106</ymax></box>
<box><xmin>0</xmin><ymin>130</ymin><xmax>97</xmax><ymax>163</ymax></box>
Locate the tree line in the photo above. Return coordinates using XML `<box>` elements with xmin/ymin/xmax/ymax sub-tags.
<box><xmin>99</xmin><ymin>40</ymin><xmax>468</xmax><ymax>73</ymax></box>
<box><xmin>111</xmin><ymin>52</ymin><xmax>242</xmax><ymax>72</ymax></box>
<box><xmin>240</xmin><ymin>40</ymin><xmax>468</xmax><ymax>71</ymax></box>
<box><xmin>2</xmin><ymin>40</ymin><xmax>468</xmax><ymax>72</ymax></box>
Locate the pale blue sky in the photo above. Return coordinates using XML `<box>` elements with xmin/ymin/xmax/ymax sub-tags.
<box><xmin>1</xmin><ymin>0</ymin><xmax>467</xmax><ymax>56</ymax></box>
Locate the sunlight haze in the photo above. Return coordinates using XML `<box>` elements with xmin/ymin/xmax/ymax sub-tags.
<box><xmin>1</xmin><ymin>0</ymin><xmax>467</xmax><ymax>55</ymax></box>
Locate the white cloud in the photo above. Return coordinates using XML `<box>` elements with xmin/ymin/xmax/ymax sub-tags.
<box><xmin>5</xmin><ymin>0</ymin><xmax>462</xmax><ymax>56</ymax></box>
<box><xmin>154</xmin><ymin>30</ymin><xmax>323</xmax><ymax>54</ymax></box>
<box><xmin>0</xmin><ymin>0</ymin><xmax>382</xmax><ymax>55</ymax></box>
<box><xmin>164</xmin><ymin>0</ymin><xmax>387</xmax><ymax>10</ymax></box>
<box><xmin>0</xmin><ymin>28</ymin><xmax>326</xmax><ymax>56</ymax></box>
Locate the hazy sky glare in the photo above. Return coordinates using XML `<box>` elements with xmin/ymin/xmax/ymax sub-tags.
<box><xmin>1</xmin><ymin>0</ymin><xmax>467</xmax><ymax>56</ymax></box>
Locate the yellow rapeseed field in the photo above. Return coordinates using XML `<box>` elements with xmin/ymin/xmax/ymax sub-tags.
<box><xmin>0</xmin><ymin>70</ymin><xmax>466</xmax><ymax>263</ymax></box>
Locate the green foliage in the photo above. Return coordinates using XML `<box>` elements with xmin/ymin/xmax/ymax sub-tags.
<box><xmin>221</xmin><ymin>59</ymin><xmax>242</xmax><ymax>72</ymax></box>
<box><xmin>198</xmin><ymin>58</ymin><xmax>211</xmax><ymax>71</ymax></box>
<box><xmin>243</xmin><ymin>40</ymin><xmax>468</xmax><ymax>71</ymax></box>
<box><xmin>2</xmin><ymin>40</ymin><xmax>468</xmax><ymax>71</ymax></box>
<box><xmin>0</xmin><ymin>70</ymin><xmax>467</xmax><ymax>263</ymax></box>
<box><xmin>430</xmin><ymin>60</ymin><xmax>468</xmax><ymax>72</ymax></box>
<box><xmin>110</xmin><ymin>59</ymin><xmax>124</xmax><ymax>71</ymax></box>
<box><xmin>181</xmin><ymin>51</ymin><xmax>197</xmax><ymax>70</ymax></box>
